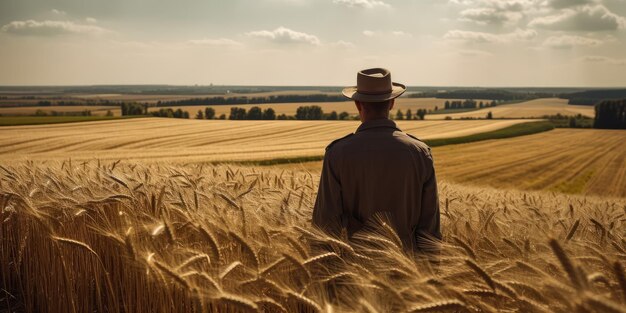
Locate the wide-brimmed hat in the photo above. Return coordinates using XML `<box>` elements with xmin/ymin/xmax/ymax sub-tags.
<box><xmin>342</xmin><ymin>68</ymin><xmax>406</xmax><ymax>102</ymax></box>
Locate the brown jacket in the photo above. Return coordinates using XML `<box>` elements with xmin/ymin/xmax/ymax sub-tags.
<box><xmin>312</xmin><ymin>119</ymin><xmax>441</xmax><ymax>252</ymax></box>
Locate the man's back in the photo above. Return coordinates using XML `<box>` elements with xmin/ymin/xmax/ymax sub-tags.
<box><xmin>312</xmin><ymin>119</ymin><xmax>441</xmax><ymax>252</ymax></box>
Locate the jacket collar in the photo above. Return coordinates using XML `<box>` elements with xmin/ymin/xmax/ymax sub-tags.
<box><xmin>356</xmin><ymin>118</ymin><xmax>401</xmax><ymax>133</ymax></box>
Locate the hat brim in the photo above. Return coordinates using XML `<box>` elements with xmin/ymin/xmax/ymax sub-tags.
<box><xmin>341</xmin><ymin>82</ymin><xmax>406</xmax><ymax>102</ymax></box>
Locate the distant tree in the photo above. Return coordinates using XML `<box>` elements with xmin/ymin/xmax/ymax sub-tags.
<box><xmin>246</xmin><ymin>106</ymin><xmax>263</xmax><ymax>120</ymax></box>
<box><xmin>406</xmin><ymin>109</ymin><xmax>413</xmax><ymax>120</ymax></box>
<box><xmin>338</xmin><ymin>111</ymin><xmax>350</xmax><ymax>120</ymax></box>
<box><xmin>568</xmin><ymin>116</ymin><xmax>577</xmax><ymax>128</ymax></box>
<box><xmin>174</xmin><ymin>108</ymin><xmax>184</xmax><ymax>118</ymax></box>
<box><xmin>262</xmin><ymin>108</ymin><xmax>276</xmax><ymax>120</ymax></box>
<box><xmin>594</xmin><ymin>99</ymin><xmax>626</xmax><ymax>129</ymax></box>
<box><xmin>205</xmin><ymin>107</ymin><xmax>216</xmax><ymax>119</ymax></box>
<box><xmin>490</xmin><ymin>100</ymin><xmax>497</xmax><ymax>107</ymax></box>
<box><xmin>34</xmin><ymin>109</ymin><xmax>47</xmax><ymax>116</ymax></box>
<box><xmin>416</xmin><ymin>109</ymin><xmax>426</xmax><ymax>120</ymax></box>
<box><xmin>479</xmin><ymin>101</ymin><xmax>484</xmax><ymax>108</ymax></box>
<box><xmin>434</xmin><ymin>106</ymin><xmax>438</xmax><ymax>111</ymax></box>
<box><xmin>105</xmin><ymin>110</ymin><xmax>114</xmax><ymax>117</ymax></box>
<box><xmin>444</xmin><ymin>101</ymin><xmax>450</xmax><ymax>110</ymax></box>
<box><xmin>229</xmin><ymin>107</ymin><xmax>247</xmax><ymax>120</ymax></box>
<box><xmin>486</xmin><ymin>111</ymin><xmax>493</xmax><ymax>119</ymax></box>
<box><xmin>196</xmin><ymin>110</ymin><xmax>204</xmax><ymax>119</ymax></box>
<box><xmin>277</xmin><ymin>113</ymin><xmax>288</xmax><ymax>120</ymax></box>
<box><xmin>395</xmin><ymin>109</ymin><xmax>404</xmax><ymax>120</ymax></box>
<box><xmin>326</xmin><ymin>111</ymin><xmax>338</xmax><ymax>120</ymax></box>
<box><xmin>218</xmin><ymin>114</ymin><xmax>226</xmax><ymax>120</ymax></box>
<box><xmin>121</xmin><ymin>103</ymin><xmax>144</xmax><ymax>116</ymax></box>
<box><xmin>183</xmin><ymin>111</ymin><xmax>190</xmax><ymax>119</ymax></box>
<box><xmin>295</xmin><ymin>105</ymin><xmax>324</xmax><ymax>120</ymax></box>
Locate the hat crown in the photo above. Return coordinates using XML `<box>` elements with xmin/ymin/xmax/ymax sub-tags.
<box><xmin>356</xmin><ymin>68</ymin><xmax>393</xmax><ymax>95</ymax></box>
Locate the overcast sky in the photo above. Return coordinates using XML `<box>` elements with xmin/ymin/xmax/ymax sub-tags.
<box><xmin>0</xmin><ymin>0</ymin><xmax>625</xmax><ymax>87</ymax></box>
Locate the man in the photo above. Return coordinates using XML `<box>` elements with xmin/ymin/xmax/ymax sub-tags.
<box><xmin>312</xmin><ymin>68</ymin><xmax>441</xmax><ymax>253</ymax></box>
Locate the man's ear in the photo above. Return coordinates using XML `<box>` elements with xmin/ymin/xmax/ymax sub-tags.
<box><xmin>355</xmin><ymin>101</ymin><xmax>363</xmax><ymax>112</ymax></box>
<box><xmin>389</xmin><ymin>99</ymin><xmax>395</xmax><ymax>111</ymax></box>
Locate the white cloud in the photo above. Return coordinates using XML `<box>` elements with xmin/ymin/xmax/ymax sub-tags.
<box><xmin>85</xmin><ymin>17</ymin><xmax>97</xmax><ymax>24</ymax></box>
<box><xmin>331</xmin><ymin>40</ymin><xmax>356</xmax><ymax>48</ymax></box>
<box><xmin>187</xmin><ymin>38</ymin><xmax>243</xmax><ymax>47</ymax></box>
<box><xmin>51</xmin><ymin>9</ymin><xmax>66</xmax><ymax>15</ymax></box>
<box><xmin>444</xmin><ymin>28</ymin><xmax>537</xmax><ymax>43</ymax></box>
<box><xmin>543</xmin><ymin>35</ymin><xmax>602</xmax><ymax>49</ymax></box>
<box><xmin>363</xmin><ymin>30</ymin><xmax>412</xmax><ymax>37</ymax></box>
<box><xmin>332</xmin><ymin>0</ymin><xmax>391</xmax><ymax>9</ymax></box>
<box><xmin>581</xmin><ymin>55</ymin><xmax>626</xmax><ymax>65</ymax></box>
<box><xmin>460</xmin><ymin>7</ymin><xmax>524</xmax><ymax>25</ymax></box>
<box><xmin>1</xmin><ymin>20</ymin><xmax>110</xmax><ymax>36</ymax></box>
<box><xmin>246</xmin><ymin>26</ymin><xmax>320</xmax><ymax>45</ymax></box>
<box><xmin>529</xmin><ymin>5</ymin><xmax>626</xmax><ymax>31</ymax></box>
<box><xmin>545</xmin><ymin>0</ymin><xmax>595</xmax><ymax>9</ymax></box>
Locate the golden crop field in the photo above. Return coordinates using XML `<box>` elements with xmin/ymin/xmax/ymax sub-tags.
<box><xmin>151</xmin><ymin>98</ymin><xmax>476</xmax><ymax>118</ymax></box>
<box><xmin>2</xmin><ymin>161</ymin><xmax>625</xmax><ymax>312</ymax></box>
<box><xmin>427</xmin><ymin>98</ymin><xmax>595</xmax><ymax>120</ymax></box>
<box><xmin>433</xmin><ymin>129</ymin><xmax>626</xmax><ymax>197</ymax></box>
<box><xmin>0</xmin><ymin>105</ymin><xmax>118</xmax><ymax>116</ymax></box>
<box><xmin>0</xmin><ymin>118</ymin><xmax>534</xmax><ymax>163</ymax></box>
<box><xmin>291</xmin><ymin>128</ymin><xmax>626</xmax><ymax>198</ymax></box>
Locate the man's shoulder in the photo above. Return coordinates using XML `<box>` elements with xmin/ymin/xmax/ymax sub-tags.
<box><xmin>400</xmin><ymin>132</ymin><xmax>432</xmax><ymax>154</ymax></box>
<box><xmin>326</xmin><ymin>133</ymin><xmax>354</xmax><ymax>151</ymax></box>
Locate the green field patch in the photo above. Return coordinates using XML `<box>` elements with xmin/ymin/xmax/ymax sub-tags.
<box><xmin>549</xmin><ymin>169</ymin><xmax>596</xmax><ymax>195</ymax></box>
<box><xmin>0</xmin><ymin>116</ymin><xmax>139</xmax><ymax>126</ymax></box>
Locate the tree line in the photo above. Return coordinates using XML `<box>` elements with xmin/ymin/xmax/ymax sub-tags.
<box><xmin>394</xmin><ymin>109</ymin><xmax>428</xmax><ymax>120</ymax></box>
<box><xmin>594</xmin><ymin>99</ymin><xmax>626</xmax><ymax>129</ymax></box>
<box><xmin>156</xmin><ymin>94</ymin><xmax>346</xmax><ymax>107</ymax></box>
<box><xmin>226</xmin><ymin>106</ymin><xmax>351</xmax><ymax>120</ymax></box>
<box><xmin>444</xmin><ymin>100</ymin><xmax>497</xmax><ymax>110</ymax></box>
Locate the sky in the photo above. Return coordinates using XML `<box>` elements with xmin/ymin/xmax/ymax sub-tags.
<box><xmin>0</xmin><ymin>0</ymin><xmax>625</xmax><ymax>87</ymax></box>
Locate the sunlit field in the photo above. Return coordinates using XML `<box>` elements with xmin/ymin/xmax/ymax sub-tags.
<box><xmin>2</xmin><ymin>161</ymin><xmax>625</xmax><ymax>312</ymax></box>
<box><xmin>0</xmin><ymin>118</ymin><xmax>535</xmax><ymax>163</ymax></box>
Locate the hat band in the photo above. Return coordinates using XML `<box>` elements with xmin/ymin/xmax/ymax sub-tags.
<box><xmin>357</xmin><ymin>88</ymin><xmax>393</xmax><ymax>95</ymax></box>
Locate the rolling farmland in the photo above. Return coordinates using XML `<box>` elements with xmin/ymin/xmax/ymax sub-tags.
<box><xmin>0</xmin><ymin>118</ymin><xmax>534</xmax><ymax>163</ymax></box>
<box><xmin>433</xmin><ymin>129</ymin><xmax>626</xmax><ymax>197</ymax></box>
<box><xmin>427</xmin><ymin>98</ymin><xmax>595</xmax><ymax>120</ymax></box>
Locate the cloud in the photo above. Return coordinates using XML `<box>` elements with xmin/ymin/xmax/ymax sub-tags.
<box><xmin>331</xmin><ymin>40</ymin><xmax>356</xmax><ymax>48</ymax></box>
<box><xmin>332</xmin><ymin>0</ymin><xmax>391</xmax><ymax>9</ymax></box>
<box><xmin>51</xmin><ymin>9</ymin><xmax>66</xmax><ymax>15</ymax></box>
<box><xmin>543</xmin><ymin>35</ymin><xmax>602</xmax><ymax>49</ymax></box>
<box><xmin>581</xmin><ymin>55</ymin><xmax>626</xmax><ymax>65</ymax></box>
<box><xmin>529</xmin><ymin>5</ymin><xmax>626</xmax><ymax>31</ymax></box>
<box><xmin>459</xmin><ymin>7</ymin><xmax>524</xmax><ymax>25</ymax></box>
<box><xmin>187</xmin><ymin>38</ymin><xmax>243</xmax><ymax>47</ymax></box>
<box><xmin>246</xmin><ymin>26</ymin><xmax>320</xmax><ymax>45</ymax></box>
<box><xmin>545</xmin><ymin>0</ymin><xmax>595</xmax><ymax>9</ymax></box>
<box><xmin>363</xmin><ymin>30</ymin><xmax>412</xmax><ymax>37</ymax></box>
<box><xmin>444</xmin><ymin>28</ymin><xmax>537</xmax><ymax>43</ymax></box>
<box><xmin>1</xmin><ymin>20</ymin><xmax>110</xmax><ymax>36</ymax></box>
<box><xmin>85</xmin><ymin>17</ymin><xmax>97</xmax><ymax>24</ymax></box>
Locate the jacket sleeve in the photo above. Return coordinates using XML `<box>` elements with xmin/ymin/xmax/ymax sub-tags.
<box><xmin>415</xmin><ymin>150</ymin><xmax>442</xmax><ymax>251</ymax></box>
<box><xmin>312</xmin><ymin>149</ymin><xmax>343</xmax><ymax>236</ymax></box>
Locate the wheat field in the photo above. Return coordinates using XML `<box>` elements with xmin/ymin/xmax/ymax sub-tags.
<box><xmin>432</xmin><ymin>129</ymin><xmax>626</xmax><ymax>198</ymax></box>
<box><xmin>1</xmin><ymin>161</ymin><xmax>625</xmax><ymax>312</ymax></box>
<box><xmin>426</xmin><ymin>99</ymin><xmax>595</xmax><ymax>120</ymax></box>
<box><xmin>0</xmin><ymin>118</ymin><xmax>533</xmax><ymax>163</ymax></box>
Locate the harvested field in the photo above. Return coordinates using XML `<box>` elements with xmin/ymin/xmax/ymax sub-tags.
<box><xmin>427</xmin><ymin>98</ymin><xmax>595</xmax><ymax>120</ymax></box>
<box><xmin>0</xmin><ymin>118</ymin><xmax>533</xmax><ymax>163</ymax></box>
<box><xmin>1</xmin><ymin>161</ymin><xmax>625</xmax><ymax>312</ymax></box>
<box><xmin>433</xmin><ymin>128</ymin><xmax>626</xmax><ymax>197</ymax></box>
